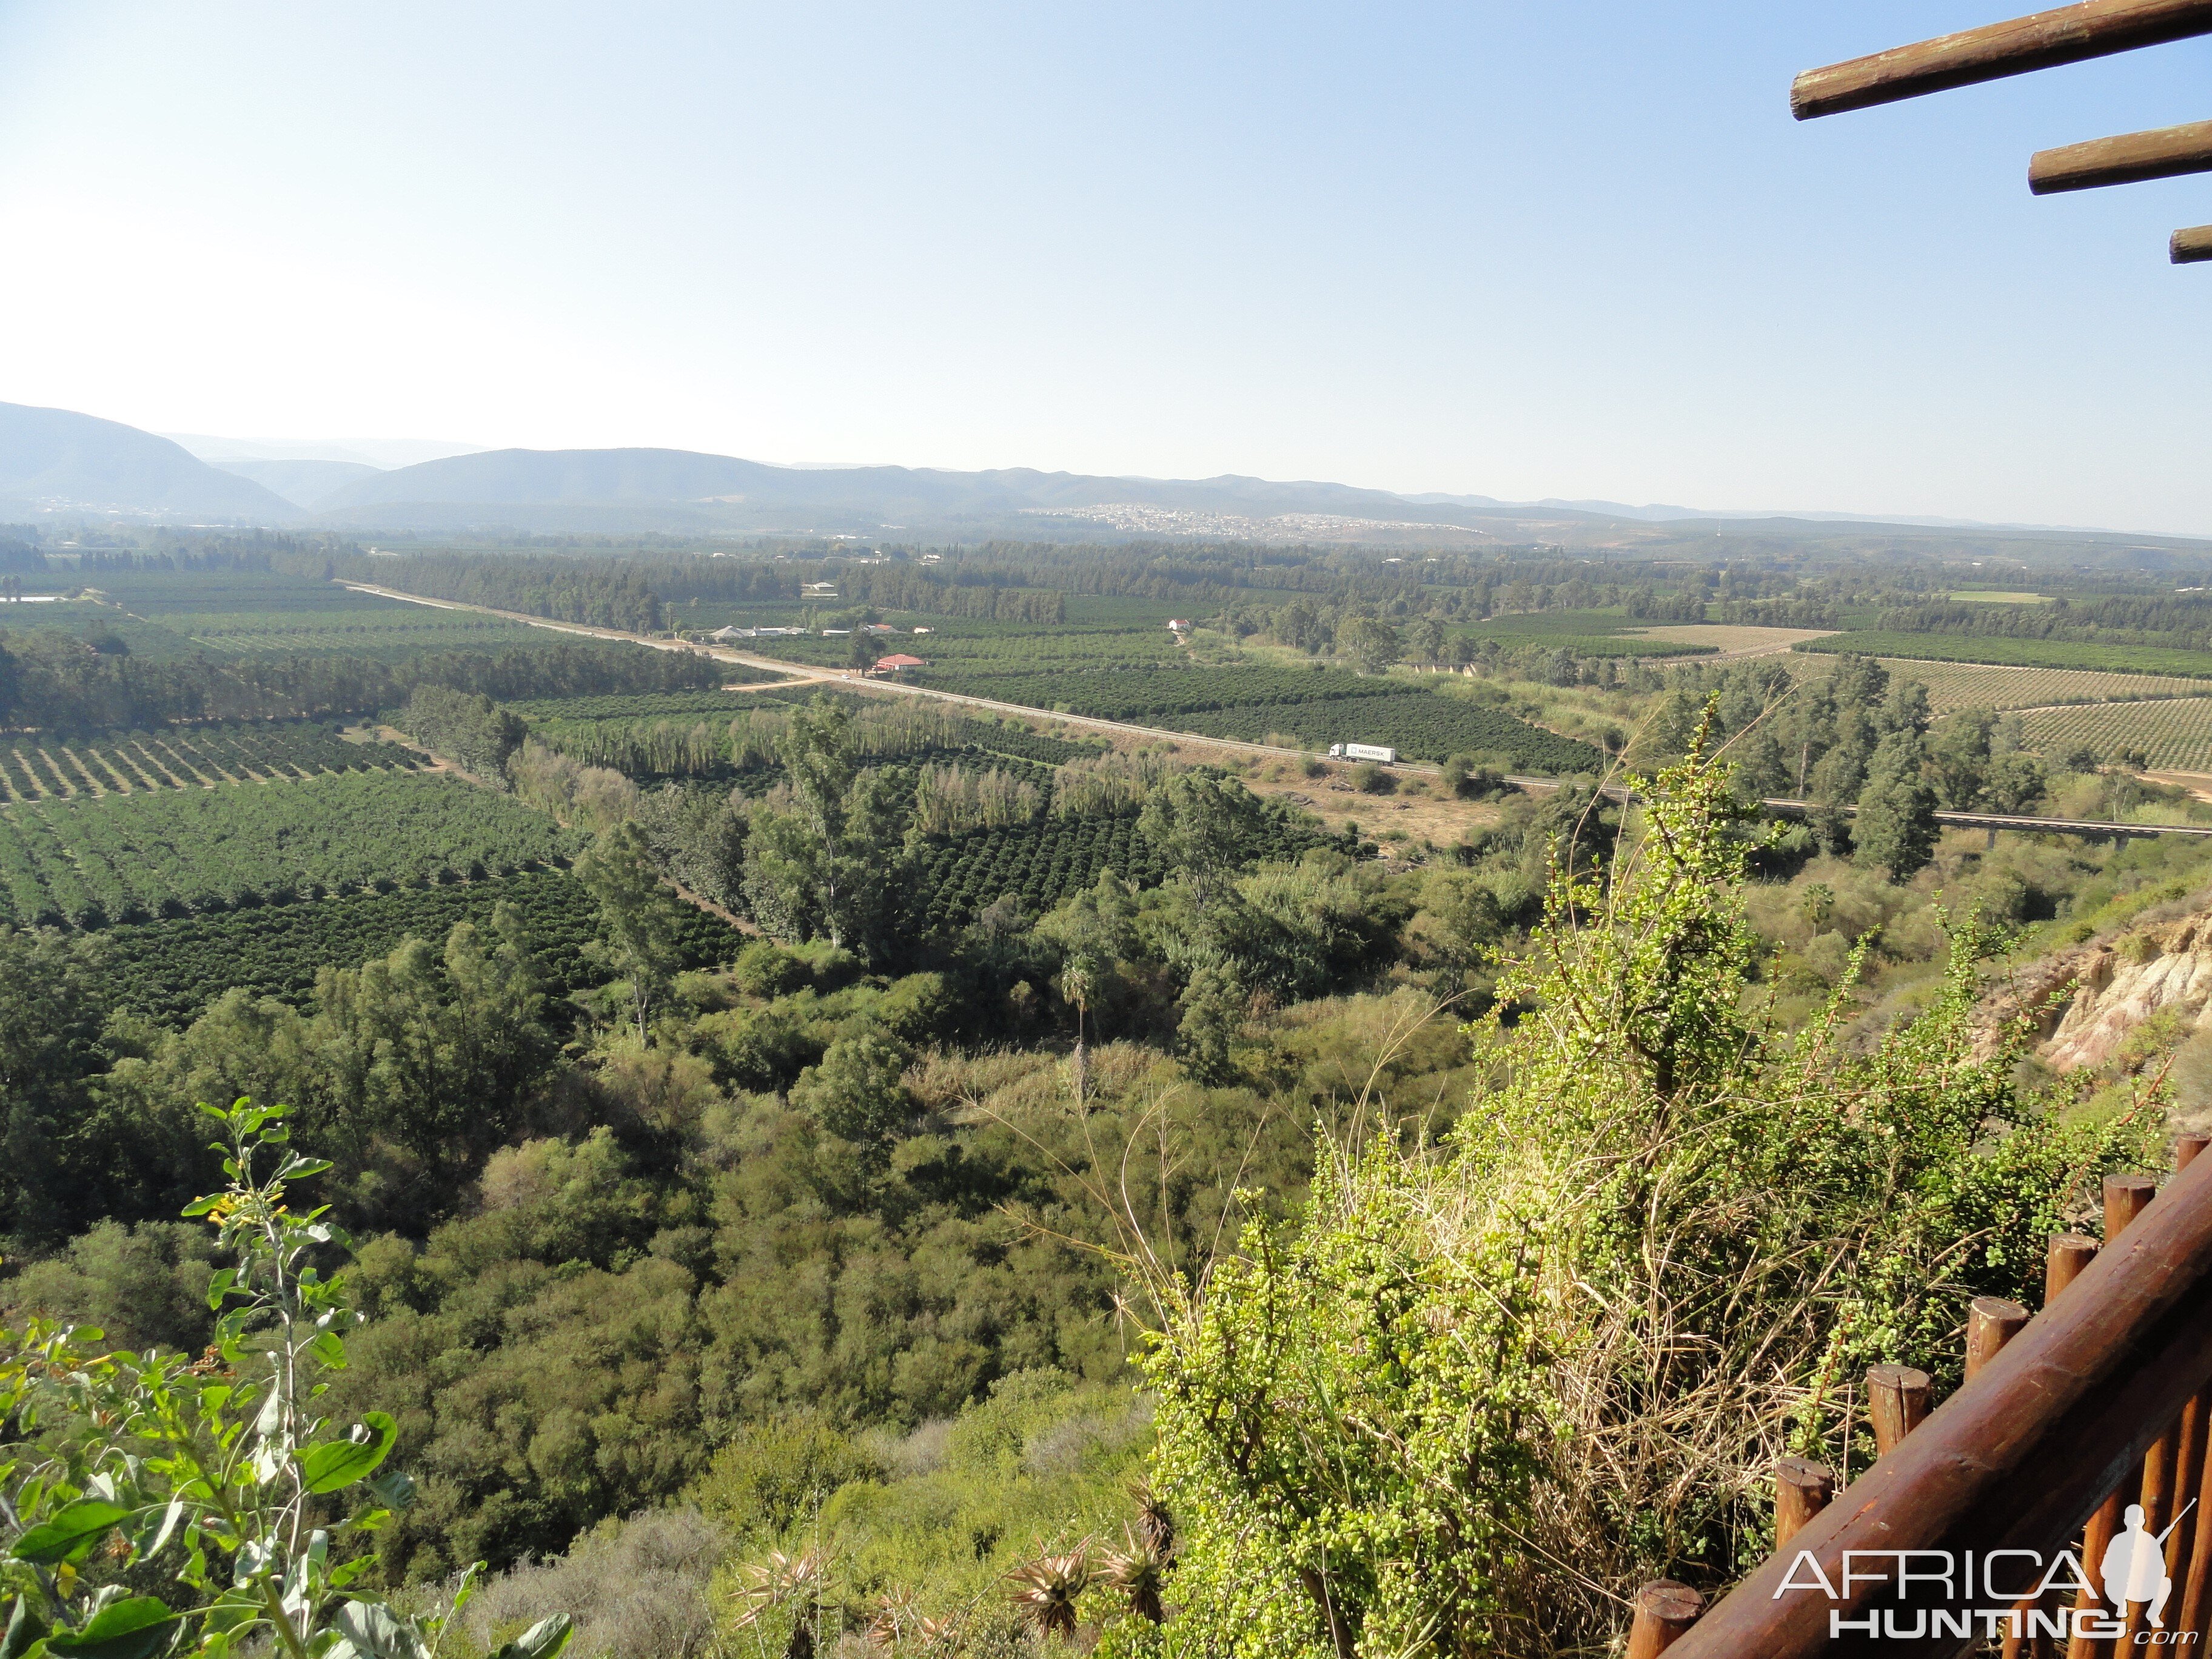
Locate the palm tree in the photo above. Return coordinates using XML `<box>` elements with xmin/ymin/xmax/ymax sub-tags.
<box><xmin>1058</xmin><ymin>951</ymin><xmax>1098</xmax><ymax>1105</ymax></box>
<box><xmin>1007</xmin><ymin>1544</ymin><xmax>1092</xmax><ymax>1638</ymax></box>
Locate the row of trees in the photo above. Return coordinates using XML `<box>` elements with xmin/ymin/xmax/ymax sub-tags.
<box><xmin>1878</xmin><ymin>592</ymin><xmax>2212</xmax><ymax>649</ymax></box>
<box><xmin>0</xmin><ymin>628</ymin><xmax>720</xmax><ymax>732</ymax></box>
<box><xmin>1644</xmin><ymin>655</ymin><xmax>2050</xmax><ymax>875</ymax></box>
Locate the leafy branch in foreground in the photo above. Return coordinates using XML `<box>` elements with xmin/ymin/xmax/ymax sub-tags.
<box><xmin>0</xmin><ymin>1098</ymin><xmax>572</xmax><ymax>1659</ymax></box>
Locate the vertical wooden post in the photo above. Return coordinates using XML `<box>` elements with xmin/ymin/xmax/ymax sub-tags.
<box><xmin>1867</xmin><ymin>1364</ymin><xmax>1931</xmax><ymax>1456</ymax></box>
<box><xmin>2017</xmin><ymin>1236</ymin><xmax>2099</xmax><ymax>1659</ymax></box>
<box><xmin>2107</xmin><ymin>1171</ymin><xmax>2157</xmax><ymax>1235</ymax></box>
<box><xmin>2049</xmin><ymin>1233</ymin><xmax>2101</xmax><ymax>1299</ymax></box>
<box><xmin>1968</xmin><ymin>1296</ymin><xmax>2030</xmax><ymax>1379</ymax></box>
<box><xmin>2134</xmin><ymin>1142</ymin><xmax>2212</xmax><ymax>1648</ymax></box>
<box><xmin>1626</xmin><ymin>1581</ymin><xmax>1705</xmax><ymax>1658</ymax></box>
<box><xmin>2169</xmin><ymin>1139</ymin><xmax>2212</xmax><ymax>1646</ymax></box>
<box><xmin>2071</xmin><ymin>1176</ymin><xmax>2161</xmax><ymax>1659</ymax></box>
<box><xmin>1774</xmin><ymin>1458</ymin><xmax>1835</xmax><ymax>1547</ymax></box>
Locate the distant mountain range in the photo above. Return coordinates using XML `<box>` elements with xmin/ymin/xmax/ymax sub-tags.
<box><xmin>2</xmin><ymin>398</ymin><xmax>2202</xmax><ymax>552</ymax></box>
<box><xmin>0</xmin><ymin>402</ymin><xmax>297</xmax><ymax>520</ymax></box>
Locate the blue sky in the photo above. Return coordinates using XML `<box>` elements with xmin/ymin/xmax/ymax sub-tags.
<box><xmin>0</xmin><ymin>2</ymin><xmax>2207</xmax><ymax>531</ymax></box>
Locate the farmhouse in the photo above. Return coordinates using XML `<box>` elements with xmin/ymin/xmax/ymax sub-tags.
<box><xmin>870</xmin><ymin>652</ymin><xmax>929</xmax><ymax>676</ymax></box>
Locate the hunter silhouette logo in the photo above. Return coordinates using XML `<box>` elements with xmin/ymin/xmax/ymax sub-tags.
<box><xmin>2103</xmin><ymin>1503</ymin><xmax>2191</xmax><ymax>1629</ymax></box>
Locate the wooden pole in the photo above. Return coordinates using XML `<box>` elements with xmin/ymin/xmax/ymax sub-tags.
<box><xmin>2070</xmin><ymin>1176</ymin><xmax>2160</xmax><ymax>1659</ymax></box>
<box><xmin>1626</xmin><ymin>1581</ymin><xmax>1705</xmax><ymax>1659</ymax></box>
<box><xmin>2108</xmin><ymin>1171</ymin><xmax>2159</xmax><ymax>1235</ymax></box>
<box><xmin>2050</xmin><ymin>1232</ymin><xmax>2102</xmax><ymax>1298</ymax></box>
<box><xmin>1867</xmin><ymin>1364</ymin><xmax>1932</xmax><ymax>1456</ymax></box>
<box><xmin>1775</xmin><ymin>1458</ymin><xmax>1835</xmax><ymax>1547</ymax></box>
<box><xmin>1791</xmin><ymin>0</ymin><xmax>2212</xmax><ymax>120</ymax></box>
<box><xmin>2030</xmin><ymin>118</ymin><xmax>2212</xmax><ymax>193</ymax></box>
<box><xmin>2008</xmin><ymin>1240</ymin><xmax>2104</xmax><ymax>1659</ymax></box>
<box><xmin>2172</xmin><ymin>1139</ymin><xmax>2212</xmax><ymax>1645</ymax></box>
<box><xmin>2177</xmin><ymin>225</ymin><xmax>2212</xmax><ymax>263</ymax></box>
<box><xmin>1969</xmin><ymin>1296</ymin><xmax>2031</xmax><ymax>1379</ymax></box>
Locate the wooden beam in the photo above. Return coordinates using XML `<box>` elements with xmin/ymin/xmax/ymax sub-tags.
<box><xmin>2176</xmin><ymin>223</ymin><xmax>2212</xmax><ymax>262</ymax></box>
<box><xmin>2031</xmin><ymin>118</ymin><xmax>2212</xmax><ymax>192</ymax></box>
<box><xmin>1792</xmin><ymin>0</ymin><xmax>2212</xmax><ymax>120</ymax></box>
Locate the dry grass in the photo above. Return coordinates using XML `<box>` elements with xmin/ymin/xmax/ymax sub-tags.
<box><xmin>1623</xmin><ymin>624</ymin><xmax>1838</xmax><ymax>655</ymax></box>
<box><xmin>461</xmin><ymin>1508</ymin><xmax>729</xmax><ymax>1659</ymax></box>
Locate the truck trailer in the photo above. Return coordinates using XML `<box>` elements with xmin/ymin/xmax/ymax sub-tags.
<box><xmin>1327</xmin><ymin>743</ymin><xmax>1398</xmax><ymax>764</ymax></box>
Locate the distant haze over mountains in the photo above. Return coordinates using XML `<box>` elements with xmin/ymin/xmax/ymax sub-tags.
<box><xmin>2</xmin><ymin>399</ymin><xmax>2202</xmax><ymax>552</ymax></box>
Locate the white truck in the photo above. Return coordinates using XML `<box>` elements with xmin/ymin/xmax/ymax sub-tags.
<box><xmin>1328</xmin><ymin>743</ymin><xmax>1398</xmax><ymax>764</ymax></box>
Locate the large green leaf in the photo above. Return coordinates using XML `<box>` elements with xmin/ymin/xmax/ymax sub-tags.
<box><xmin>298</xmin><ymin>1413</ymin><xmax>398</xmax><ymax>1495</ymax></box>
<box><xmin>11</xmin><ymin>1500</ymin><xmax>130</xmax><ymax>1564</ymax></box>
<box><xmin>490</xmin><ymin>1615</ymin><xmax>572</xmax><ymax>1659</ymax></box>
<box><xmin>324</xmin><ymin>1601</ymin><xmax>429</xmax><ymax>1659</ymax></box>
<box><xmin>44</xmin><ymin>1597</ymin><xmax>176</xmax><ymax>1659</ymax></box>
<box><xmin>1</xmin><ymin>1597</ymin><xmax>47</xmax><ymax>1659</ymax></box>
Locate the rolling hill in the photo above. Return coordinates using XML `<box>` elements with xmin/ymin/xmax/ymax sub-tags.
<box><xmin>310</xmin><ymin>446</ymin><xmax>1517</xmax><ymax>537</ymax></box>
<box><xmin>0</xmin><ymin>402</ymin><xmax>298</xmax><ymax>520</ymax></box>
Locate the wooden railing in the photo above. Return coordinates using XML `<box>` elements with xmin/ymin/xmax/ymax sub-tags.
<box><xmin>1638</xmin><ymin>1134</ymin><xmax>2212</xmax><ymax>1658</ymax></box>
<box><xmin>1791</xmin><ymin>1</ymin><xmax>2212</xmax><ymax>266</ymax></box>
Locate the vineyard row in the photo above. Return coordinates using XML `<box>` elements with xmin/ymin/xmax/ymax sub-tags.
<box><xmin>0</xmin><ymin>770</ymin><xmax>582</xmax><ymax>929</ymax></box>
<box><xmin>98</xmin><ymin>870</ymin><xmax>741</xmax><ymax>1028</ymax></box>
<box><xmin>0</xmin><ymin>722</ymin><xmax>419</xmax><ymax>803</ymax></box>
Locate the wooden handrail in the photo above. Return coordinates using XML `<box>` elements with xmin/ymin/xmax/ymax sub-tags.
<box><xmin>2173</xmin><ymin>224</ymin><xmax>2212</xmax><ymax>263</ymax></box>
<box><xmin>1792</xmin><ymin>0</ymin><xmax>2212</xmax><ymax>119</ymax></box>
<box><xmin>2031</xmin><ymin>118</ymin><xmax>2212</xmax><ymax>192</ymax></box>
<box><xmin>1666</xmin><ymin>1151</ymin><xmax>2212</xmax><ymax>1658</ymax></box>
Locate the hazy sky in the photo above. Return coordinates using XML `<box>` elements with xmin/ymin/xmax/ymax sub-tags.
<box><xmin>1</xmin><ymin>2</ymin><xmax>2208</xmax><ymax>531</ymax></box>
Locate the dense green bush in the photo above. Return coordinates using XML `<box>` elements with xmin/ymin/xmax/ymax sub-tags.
<box><xmin>1141</xmin><ymin>740</ymin><xmax>2163</xmax><ymax>1657</ymax></box>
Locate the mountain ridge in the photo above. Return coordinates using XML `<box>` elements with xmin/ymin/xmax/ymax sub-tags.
<box><xmin>0</xmin><ymin>402</ymin><xmax>299</xmax><ymax>520</ymax></box>
<box><xmin>9</xmin><ymin>401</ymin><xmax>2207</xmax><ymax>546</ymax></box>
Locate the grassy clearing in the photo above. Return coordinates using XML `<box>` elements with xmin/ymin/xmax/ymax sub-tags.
<box><xmin>1626</xmin><ymin>623</ymin><xmax>1837</xmax><ymax>654</ymax></box>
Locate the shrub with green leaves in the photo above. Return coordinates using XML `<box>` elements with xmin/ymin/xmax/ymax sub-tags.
<box><xmin>0</xmin><ymin>1099</ymin><xmax>573</xmax><ymax>1659</ymax></box>
<box><xmin>1137</xmin><ymin>721</ymin><xmax>2163</xmax><ymax>1657</ymax></box>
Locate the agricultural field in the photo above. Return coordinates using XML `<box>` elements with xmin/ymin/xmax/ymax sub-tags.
<box><xmin>910</xmin><ymin>664</ymin><xmax>1418</xmax><ymax>722</ymax></box>
<box><xmin>910</xmin><ymin>803</ymin><xmax>1355</xmax><ymax>928</ymax></box>
<box><xmin>736</xmin><ymin>615</ymin><xmax>1188</xmax><ymax>672</ymax></box>
<box><xmin>77</xmin><ymin>572</ymin><xmax>382</xmax><ymax>614</ymax></box>
<box><xmin>1173</xmin><ymin>691</ymin><xmax>1606</xmax><ymax>771</ymax></box>
<box><xmin>2019</xmin><ymin>698</ymin><xmax>2212</xmax><ymax>773</ymax></box>
<box><xmin>0</xmin><ymin>769</ymin><xmax>582</xmax><ymax>927</ymax></box>
<box><xmin>160</xmin><ymin>605</ymin><xmax>548</xmax><ymax>658</ymax></box>
<box><xmin>526</xmin><ymin>691</ymin><xmax>1098</xmax><ymax>781</ymax></box>
<box><xmin>1624</xmin><ymin>624</ymin><xmax>1837</xmax><ymax>655</ymax></box>
<box><xmin>1865</xmin><ymin>660</ymin><xmax>2212</xmax><ymax>712</ymax></box>
<box><xmin>0</xmin><ymin>722</ymin><xmax>419</xmax><ymax>803</ymax></box>
<box><xmin>499</xmin><ymin>684</ymin><xmax>787</xmax><ymax>723</ymax></box>
<box><xmin>1798</xmin><ymin>630</ymin><xmax>2212</xmax><ymax>678</ymax></box>
<box><xmin>0</xmin><ymin>600</ymin><xmax>210</xmax><ymax>661</ymax></box>
<box><xmin>96</xmin><ymin>869</ymin><xmax>741</xmax><ymax>1027</ymax></box>
<box><xmin>1458</xmin><ymin>609</ymin><xmax>1719</xmax><ymax>659</ymax></box>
